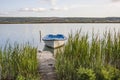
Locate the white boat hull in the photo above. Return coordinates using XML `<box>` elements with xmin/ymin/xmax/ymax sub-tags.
<box><xmin>44</xmin><ymin>40</ymin><xmax>65</xmax><ymax>48</ymax></box>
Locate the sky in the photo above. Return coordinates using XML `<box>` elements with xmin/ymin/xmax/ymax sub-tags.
<box><xmin>0</xmin><ymin>0</ymin><xmax>120</xmax><ymax>17</ymax></box>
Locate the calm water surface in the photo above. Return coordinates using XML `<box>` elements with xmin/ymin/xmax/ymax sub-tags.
<box><xmin>0</xmin><ymin>23</ymin><xmax>120</xmax><ymax>50</ymax></box>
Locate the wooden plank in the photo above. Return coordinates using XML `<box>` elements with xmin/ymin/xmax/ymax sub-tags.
<box><xmin>37</xmin><ymin>51</ymin><xmax>57</xmax><ymax>80</ymax></box>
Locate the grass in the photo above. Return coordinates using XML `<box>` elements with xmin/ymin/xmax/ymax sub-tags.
<box><xmin>55</xmin><ymin>30</ymin><xmax>120</xmax><ymax>80</ymax></box>
<box><xmin>0</xmin><ymin>42</ymin><xmax>40</xmax><ymax>80</ymax></box>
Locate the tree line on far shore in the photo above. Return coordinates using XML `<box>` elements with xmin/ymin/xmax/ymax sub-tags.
<box><xmin>0</xmin><ymin>17</ymin><xmax>120</xmax><ymax>24</ymax></box>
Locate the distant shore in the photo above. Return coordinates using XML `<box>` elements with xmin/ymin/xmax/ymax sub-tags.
<box><xmin>1</xmin><ymin>22</ymin><xmax>120</xmax><ymax>24</ymax></box>
<box><xmin>0</xmin><ymin>17</ymin><xmax>120</xmax><ymax>24</ymax></box>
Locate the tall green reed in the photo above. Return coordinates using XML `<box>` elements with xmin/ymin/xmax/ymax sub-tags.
<box><xmin>55</xmin><ymin>30</ymin><xmax>120</xmax><ymax>80</ymax></box>
<box><xmin>0</xmin><ymin>42</ymin><xmax>40</xmax><ymax>80</ymax></box>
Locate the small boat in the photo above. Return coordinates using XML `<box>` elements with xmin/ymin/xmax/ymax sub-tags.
<box><xmin>42</xmin><ymin>34</ymin><xmax>67</xmax><ymax>48</ymax></box>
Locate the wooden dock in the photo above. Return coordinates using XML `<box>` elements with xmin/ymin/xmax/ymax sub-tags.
<box><xmin>37</xmin><ymin>51</ymin><xmax>57</xmax><ymax>80</ymax></box>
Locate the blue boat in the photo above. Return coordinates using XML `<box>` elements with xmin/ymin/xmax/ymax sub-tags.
<box><xmin>42</xmin><ymin>34</ymin><xmax>67</xmax><ymax>48</ymax></box>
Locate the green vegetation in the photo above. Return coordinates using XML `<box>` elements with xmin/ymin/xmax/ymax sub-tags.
<box><xmin>77</xmin><ymin>67</ymin><xmax>96</xmax><ymax>80</ymax></box>
<box><xmin>0</xmin><ymin>43</ymin><xmax>40</xmax><ymax>80</ymax></box>
<box><xmin>55</xmin><ymin>30</ymin><xmax>120</xmax><ymax>80</ymax></box>
<box><xmin>0</xmin><ymin>17</ymin><xmax>120</xmax><ymax>24</ymax></box>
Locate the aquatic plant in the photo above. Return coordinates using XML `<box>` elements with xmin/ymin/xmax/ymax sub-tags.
<box><xmin>0</xmin><ymin>42</ymin><xmax>40</xmax><ymax>80</ymax></box>
<box><xmin>77</xmin><ymin>67</ymin><xmax>96</xmax><ymax>80</ymax></box>
<box><xmin>55</xmin><ymin>30</ymin><xmax>120</xmax><ymax>80</ymax></box>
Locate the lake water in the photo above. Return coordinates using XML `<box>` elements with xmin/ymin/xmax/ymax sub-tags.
<box><xmin>0</xmin><ymin>23</ymin><xmax>120</xmax><ymax>51</ymax></box>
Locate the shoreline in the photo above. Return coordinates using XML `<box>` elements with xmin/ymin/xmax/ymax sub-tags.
<box><xmin>0</xmin><ymin>22</ymin><xmax>120</xmax><ymax>24</ymax></box>
<box><xmin>1</xmin><ymin>17</ymin><xmax>120</xmax><ymax>24</ymax></box>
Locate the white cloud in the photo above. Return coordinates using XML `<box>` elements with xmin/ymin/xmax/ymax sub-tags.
<box><xmin>19</xmin><ymin>6</ymin><xmax>69</xmax><ymax>12</ymax></box>
<box><xmin>50</xmin><ymin>0</ymin><xmax>56</xmax><ymax>6</ymax></box>
<box><xmin>112</xmin><ymin>0</ymin><xmax>120</xmax><ymax>2</ymax></box>
<box><xmin>0</xmin><ymin>12</ymin><xmax>8</xmax><ymax>15</ymax></box>
<box><xmin>39</xmin><ymin>0</ymin><xmax>57</xmax><ymax>6</ymax></box>
<box><xmin>108</xmin><ymin>1</ymin><xmax>120</xmax><ymax>6</ymax></box>
<box><xmin>20</xmin><ymin>8</ymin><xmax>47</xmax><ymax>12</ymax></box>
<box><xmin>50</xmin><ymin>7</ymin><xmax>69</xmax><ymax>11</ymax></box>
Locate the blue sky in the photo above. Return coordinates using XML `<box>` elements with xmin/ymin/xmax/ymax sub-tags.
<box><xmin>0</xmin><ymin>0</ymin><xmax>120</xmax><ymax>17</ymax></box>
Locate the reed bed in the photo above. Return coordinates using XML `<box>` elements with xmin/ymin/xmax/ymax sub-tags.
<box><xmin>0</xmin><ymin>42</ymin><xmax>40</xmax><ymax>80</ymax></box>
<box><xmin>55</xmin><ymin>30</ymin><xmax>120</xmax><ymax>80</ymax></box>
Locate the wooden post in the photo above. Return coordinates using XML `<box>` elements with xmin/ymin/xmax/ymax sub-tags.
<box><xmin>39</xmin><ymin>30</ymin><xmax>41</xmax><ymax>43</ymax></box>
